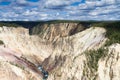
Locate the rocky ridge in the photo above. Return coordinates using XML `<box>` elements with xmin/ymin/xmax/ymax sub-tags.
<box><xmin>0</xmin><ymin>22</ymin><xmax>119</xmax><ymax>80</ymax></box>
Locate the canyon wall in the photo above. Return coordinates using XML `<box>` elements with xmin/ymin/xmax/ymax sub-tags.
<box><xmin>0</xmin><ymin>22</ymin><xmax>119</xmax><ymax>80</ymax></box>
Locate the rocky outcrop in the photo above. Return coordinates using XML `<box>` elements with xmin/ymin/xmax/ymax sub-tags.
<box><xmin>0</xmin><ymin>26</ymin><xmax>53</xmax><ymax>63</ymax></box>
<box><xmin>98</xmin><ymin>43</ymin><xmax>120</xmax><ymax>80</ymax></box>
<box><xmin>32</xmin><ymin>23</ymin><xmax>87</xmax><ymax>42</ymax></box>
<box><xmin>0</xmin><ymin>60</ymin><xmax>41</xmax><ymax>80</ymax></box>
<box><xmin>42</xmin><ymin>27</ymin><xmax>107</xmax><ymax>80</ymax></box>
<box><xmin>0</xmin><ymin>22</ymin><xmax>120</xmax><ymax>80</ymax></box>
<box><xmin>0</xmin><ymin>45</ymin><xmax>42</xmax><ymax>80</ymax></box>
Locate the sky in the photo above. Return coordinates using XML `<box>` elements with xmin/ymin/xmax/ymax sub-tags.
<box><xmin>0</xmin><ymin>0</ymin><xmax>120</xmax><ymax>21</ymax></box>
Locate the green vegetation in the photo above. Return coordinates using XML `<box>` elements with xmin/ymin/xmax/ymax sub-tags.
<box><xmin>82</xmin><ymin>21</ymin><xmax>120</xmax><ymax>79</ymax></box>
<box><xmin>92</xmin><ymin>21</ymin><xmax>120</xmax><ymax>46</ymax></box>
<box><xmin>44</xmin><ymin>20</ymin><xmax>81</xmax><ymax>24</ymax></box>
<box><xmin>85</xmin><ymin>48</ymin><xmax>108</xmax><ymax>71</ymax></box>
<box><xmin>0</xmin><ymin>40</ymin><xmax>4</xmax><ymax>45</ymax></box>
<box><xmin>83</xmin><ymin>48</ymin><xmax>108</xmax><ymax>80</ymax></box>
<box><xmin>85</xmin><ymin>21</ymin><xmax>120</xmax><ymax>69</ymax></box>
<box><xmin>0</xmin><ymin>21</ymin><xmax>41</xmax><ymax>28</ymax></box>
<box><xmin>0</xmin><ymin>22</ymin><xmax>21</xmax><ymax>27</ymax></box>
<box><xmin>9</xmin><ymin>62</ymin><xmax>25</xmax><ymax>70</ymax></box>
<box><xmin>83</xmin><ymin>21</ymin><xmax>120</xmax><ymax>78</ymax></box>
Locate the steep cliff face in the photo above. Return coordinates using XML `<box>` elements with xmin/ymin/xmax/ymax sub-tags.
<box><xmin>0</xmin><ymin>26</ymin><xmax>53</xmax><ymax>63</ymax></box>
<box><xmin>98</xmin><ymin>43</ymin><xmax>120</xmax><ymax>80</ymax></box>
<box><xmin>42</xmin><ymin>27</ymin><xmax>107</xmax><ymax>80</ymax></box>
<box><xmin>0</xmin><ymin>22</ymin><xmax>120</xmax><ymax>80</ymax></box>
<box><xmin>0</xmin><ymin>60</ymin><xmax>41</xmax><ymax>80</ymax></box>
<box><xmin>32</xmin><ymin>23</ymin><xmax>87</xmax><ymax>42</ymax></box>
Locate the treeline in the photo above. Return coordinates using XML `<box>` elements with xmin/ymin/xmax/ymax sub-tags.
<box><xmin>0</xmin><ymin>21</ymin><xmax>119</xmax><ymax>46</ymax></box>
<box><xmin>0</xmin><ymin>22</ymin><xmax>21</xmax><ymax>27</ymax></box>
<box><xmin>0</xmin><ymin>21</ymin><xmax>41</xmax><ymax>28</ymax></box>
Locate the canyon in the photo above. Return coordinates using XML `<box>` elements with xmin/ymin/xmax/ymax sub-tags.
<box><xmin>0</xmin><ymin>22</ymin><xmax>120</xmax><ymax>80</ymax></box>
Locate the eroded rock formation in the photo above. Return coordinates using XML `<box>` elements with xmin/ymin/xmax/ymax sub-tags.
<box><xmin>0</xmin><ymin>22</ymin><xmax>119</xmax><ymax>80</ymax></box>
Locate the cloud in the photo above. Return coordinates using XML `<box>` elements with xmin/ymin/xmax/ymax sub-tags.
<box><xmin>0</xmin><ymin>0</ymin><xmax>120</xmax><ymax>21</ymax></box>
<box><xmin>43</xmin><ymin>0</ymin><xmax>83</xmax><ymax>9</ymax></box>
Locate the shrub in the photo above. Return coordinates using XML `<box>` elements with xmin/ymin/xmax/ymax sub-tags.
<box><xmin>0</xmin><ymin>40</ymin><xmax>4</xmax><ymax>45</ymax></box>
<box><xmin>85</xmin><ymin>48</ymin><xmax>108</xmax><ymax>71</ymax></box>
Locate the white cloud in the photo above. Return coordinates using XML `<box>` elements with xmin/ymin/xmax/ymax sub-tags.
<box><xmin>16</xmin><ymin>0</ymin><xmax>27</xmax><ymax>4</ymax></box>
<box><xmin>23</xmin><ymin>10</ymin><xmax>39</xmax><ymax>16</ymax></box>
<box><xmin>44</xmin><ymin>0</ymin><xmax>82</xmax><ymax>8</ymax></box>
<box><xmin>39</xmin><ymin>14</ymin><xmax>48</xmax><ymax>17</ymax></box>
<box><xmin>0</xmin><ymin>0</ymin><xmax>120</xmax><ymax>21</ymax></box>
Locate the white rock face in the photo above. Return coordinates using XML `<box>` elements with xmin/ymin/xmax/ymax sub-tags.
<box><xmin>98</xmin><ymin>43</ymin><xmax>120</xmax><ymax>80</ymax></box>
<box><xmin>0</xmin><ymin>60</ymin><xmax>41</xmax><ymax>80</ymax></box>
<box><xmin>0</xmin><ymin>27</ymin><xmax>53</xmax><ymax>63</ymax></box>
<box><xmin>32</xmin><ymin>23</ymin><xmax>87</xmax><ymax>42</ymax></box>
<box><xmin>0</xmin><ymin>24</ymin><xmax>120</xmax><ymax>80</ymax></box>
<box><xmin>42</xmin><ymin>27</ymin><xmax>107</xmax><ymax>80</ymax></box>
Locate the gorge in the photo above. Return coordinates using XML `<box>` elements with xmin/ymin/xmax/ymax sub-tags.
<box><xmin>0</xmin><ymin>21</ymin><xmax>120</xmax><ymax>80</ymax></box>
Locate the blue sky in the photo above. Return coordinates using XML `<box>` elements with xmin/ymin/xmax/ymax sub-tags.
<box><xmin>0</xmin><ymin>0</ymin><xmax>120</xmax><ymax>21</ymax></box>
